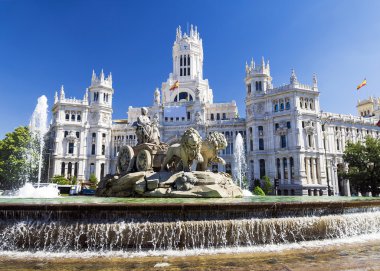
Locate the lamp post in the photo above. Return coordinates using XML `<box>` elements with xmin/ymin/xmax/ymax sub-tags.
<box><xmin>318</xmin><ymin>113</ymin><xmax>333</xmax><ymax>196</ymax></box>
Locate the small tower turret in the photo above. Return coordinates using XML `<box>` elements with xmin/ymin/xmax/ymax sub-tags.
<box><xmin>245</xmin><ymin>56</ymin><xmax>272</xmax><ymax>96</ymax></box>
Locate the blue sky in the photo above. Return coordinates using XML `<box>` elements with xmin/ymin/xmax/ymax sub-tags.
<box><xmin>0</xmin><ymin>0</ymin><xmax>379</xmax><ymax>138</ymax></box>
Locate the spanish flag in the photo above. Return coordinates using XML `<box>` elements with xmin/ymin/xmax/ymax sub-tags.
<box><xmin>169</xmin><ymin>80</ymin><xmax>179</xmax><ymax>91</ymax></box>
<box><xmin>356</xmin><ymin>78</ymin><xmax>367</xmax><ymax>90</ymax></box>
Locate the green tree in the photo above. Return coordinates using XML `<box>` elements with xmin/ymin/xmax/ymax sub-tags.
<box><xmin>0</xmin><ymin>126</ymin><xmax>37</xmax><ymax>189</ymax></box>
<box><xmin>261</xmin><ymin>175</ymin><xmax>273</xmax><ymax>195</ymax></box>
<box><xmin>342</xmin><ymin>137</ymin><xmax>380</xmax><ymax>196</ymax></box>
<box><xmin>253</xmin><ymin>186</ymin><xmax>265</xmax><ymax>196</ymax></box>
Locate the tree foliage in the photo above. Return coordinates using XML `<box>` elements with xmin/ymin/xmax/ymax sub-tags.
<box><xmin>0</xmin><ymin>126</ymin><xmax>38</xmax><ymax>189</ymax></box>
<box><xmin>261</xmin><ymin>175</ymin><xmax>273</xmax><ymax>195</ymax></box>
<box><xmin>52</xmin><ymin>175</ymin><xmax>70</xmax><ymax>185</ymax></box>
<box><xmin>342</xmin><ymin>137</ymin><xmax>380</xmax><ymax>196</ymax></box>
<box><xmin>253</xmin><ymin>186</ymin><xmax>265</xmax><ymax>196</ymax></box>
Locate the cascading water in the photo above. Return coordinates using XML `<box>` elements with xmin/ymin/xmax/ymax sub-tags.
<box><xmin>29</xmin><ymin>95</ymin><xmax>49</xmax><ymax>186</ymax></box>
<box><xmin>232</xmin><ymin>133</ymin><xmax>247</xmax><ymax>189</ymax></box>
<box><xmin>1</xmin><ymin>210</ymin><xmax>380</xmax><ymax>253</ymax></box>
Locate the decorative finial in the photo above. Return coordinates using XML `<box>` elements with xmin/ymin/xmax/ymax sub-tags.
<box><xmin>54</xmin><ymin>91</ymin><xmax>58</xmax><ymax>104</ymax></box>
<box><xmin>84</xmin><ymin>88</ymin><xmax>88</xmax><ymax>102</ymax></box>
<box><xmin>92</xmin><ymin>69</ymin><xmax>96</xmax><ymax>81</ymax></box>
<box><xmin>312</xmin><ymin>73</ymin><xmax>318</xmax><ymax>89</ymax></box>
<box><xmin>261</xmin><ymin>56</ymin><xmax>265</xmax><ymax>68</ymax></box>
<box><xmin>60</xmin><ymin>85</ymin><xmax>65</xmax><ymax>100</ymax></box>
<box><xmin>290</xmin><ymin>69</ymin><xmax>298</xmax><ymax>85</ymax></box>
<box><xmin>100</xmin><ymin>69</ymin><xmax>104</xmax><ymax>81</ymax></box>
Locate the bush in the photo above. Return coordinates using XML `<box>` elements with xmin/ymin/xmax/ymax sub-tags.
<box><xmin>253</xmin><ymin>186</ymin><xmax>265</xmax><ymax>196</ymax></box>
<box><xmin>254</xmin><ymin>179</ymin><xmax>261</xmax><ymax>188</ymax></box>
<box><xmin>89</xmin><ymin>174</ymin><xmax>98</xmax><ymax>189</ymax></box>
<box><xmin>52</xmin><ymin>175</ymin><xmax>70</xmax><ymax>185</ymax></box>
<box><xmin>261</xmin><ymin>176</ymin><xmax>273</xmax><ymax>195</ymax></box>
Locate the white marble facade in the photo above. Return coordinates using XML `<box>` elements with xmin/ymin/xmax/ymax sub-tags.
<box><xmin>49</xmin><ymin>25</ymin><xmax>380</xmax><ymax>195</ymax></box>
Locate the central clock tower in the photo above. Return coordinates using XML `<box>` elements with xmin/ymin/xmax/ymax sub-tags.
<box><xmin>172</xmin><ymin>25</ymin><xmax>204</xmax><ymax>80</ymax></box>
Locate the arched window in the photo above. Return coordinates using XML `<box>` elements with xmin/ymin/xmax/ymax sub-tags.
<box><xmin>67</xmin><ymin>162</ymin><xmax>72</xmax><ymax>178</ymax></box>
<box><xmin>100</xmin><ymin>163</ymin><xmax>105</xmax><ymax>179</ymax></box>
<box><xmin>74</xmin><ymin>162</ymin><xmax>78</xmax><ymax>178</ymax></box>
<box><xmin>290</xmin><ymin>157</ymin><xmax>294</xmax><ymax>180</ymax></box>
<box><xmin>187</xmin><ymin>55</ymin><xmax>190</xmax><ymax>66</ymax></box>
<box><xmin>286</xmin><ymin>101</ymin><xmax>290</xmax><ymax>110</ymax></box>
<box><xmin>277</xmin><ymin>158</ymin><xmax>281</xmax><ymax>179</ymax></box>
<box><xmin>61</xmin><ymin>162</ymin><xmax>65</xmax><ymax>176</ymax></box>
<box><xmin>65</xmin><ymin>113</ymin><xmax>70</xmax><ymax>120</ymax></box>
<box><xmin>280</xmin><ymin>102</ymin><xmax>284</xmax><ymax>111</ymax></box>
<box><xmin>283</xmin><ymin>158</ymin><xmax>288</xmax><ymax>179</ymax></box>
<box><xmin>259</xmin><ymin>159</ymin><xmax>266</xmax><ymax>178</ymax></box>
<box><xmin>274</xmin><ymin>104</ymin><xmax>278</xmax><ymax>112</ymax></box>
<box><xmin>184</xmin><ymin>55</ymin><xmax>186</xmax><ymax>66</ymax></box>
<box><xmin>300</xmin><ymin>98</ymin><xmax>304</xmax><ymax>108</ymax></box>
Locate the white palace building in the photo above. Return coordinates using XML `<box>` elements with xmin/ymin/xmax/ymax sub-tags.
<box><xmin>49</xmin><ymin>25</ymin><xmax>380</xmax><ymax>196</ymax></box>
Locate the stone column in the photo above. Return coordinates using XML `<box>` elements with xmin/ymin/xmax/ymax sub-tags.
<box><xmin>312</xmin><ymin>158</ymin><xmax>317</xmax><ymax>184</ymax></box>
<box><xmin>287</xmin><ymin>157</ymin><xmax>291</xmax><ymax>185</ymax></box>
<box><xmin>305</xmin><ymin>157</ymin><xmax>310</xmax><ymax>184</ymax></box>
<box><xmin>280</xmin><ymin>157</ymin><xmax>284</xmax><ymax>184</ymax></box>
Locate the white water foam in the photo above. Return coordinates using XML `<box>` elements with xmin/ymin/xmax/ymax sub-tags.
<box><xmin>242</xmin><ymin>189</ymin><xmax>253</xmax><ymax>197</ymax></box>
<box><xmin>14</xmin><ymin>183</ymin><xmax>60</xmax><ymax>198</ymax></box>
<box><xmin>1</xmin><ymin>232</ymin><xmax>379</xmax><ymax>260</ymax></box>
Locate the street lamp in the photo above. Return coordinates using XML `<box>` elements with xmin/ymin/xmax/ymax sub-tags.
<box><xmin>318</xmin><ymin>112</ymin><xmax>333</xmax><ymax>196</ymax></box>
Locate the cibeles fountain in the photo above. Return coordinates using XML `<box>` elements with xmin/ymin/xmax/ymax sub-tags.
<box><xmin>96</xmin><ymin>107</ymin><xmax>243</xmax><ymax>198</ymax></box>
<box><xmin>1</xmin><ymin>105</ymin><xmax>380</xmax><ymax>265</ymax></box>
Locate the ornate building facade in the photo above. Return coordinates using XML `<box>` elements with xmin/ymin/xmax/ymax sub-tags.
<box><xmin>49</xmin><ymin>25</ymin><xmax>380</xmax><ymax>196</ymax></box>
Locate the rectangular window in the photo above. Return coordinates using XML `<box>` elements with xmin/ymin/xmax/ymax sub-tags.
<box><xmin>281</xmin><ymin>135</ymin><xmax>287</xmax><ymax>148</ymax></box>
<box><xmin>259</xmin><ymin>138</ymin><xmax>264</xmax><ymax>150</ymax></box>
<box><xmin>91</xmin><ymin>144</ymin><xmax>96</xmax><ymax>155</ymax></box>
<box><xmin>287</xmin><ymin>121</ymin><xmax>291</xmax><ymax>129</ymax></box>
<box><xmin>102</xmin><ymin>145</ymin><xmax>105</xmax><ymax>155</ymax></box>
<box><xmin>68</xmin><ymin>142</ymin><xmax>74</xmax><ymax>154</ymax></box>
<box><xmin>64</xmin><ymin>131</ymin><xmax>68</xmax><ymax>137</ymax></box>
<box><xmin>180</xmin><ymin>68</ymin><xmax>183</xmax><ymax>76</ymax></box>
<box><xmin>211</xmin><ymin>114</ymin><xmax>214</xmax><ymax>120</ymax></box>
<box><xmin>275</xmin><ymin>123</ymin><xmax>279</xmax><ymax>130</ymax></box>
<box><xmin>76</xmin><ymin>132</ymin><xmax>80</xmax><ymax>138</ymax></box>
<box><xmin>222</xmin><ymin>113</ymin><xmax>226</xmax><ymax>120</ymax></box>
<box><xmin>165</xmin><ymin>117</ymin><xmax>168</xmax><ymax>122</ymax></box>
<box><xmin>216</xmin><ymin>113</ymin><xmax>220</xmax><ymax>120</ymax></box>
<box><xmin>247</xmin><ymin>84</ymin><xmax>251</xmax><ymax>94</ymax></box>
<box><xmin>187</xmin><ymin>67</ymin><xmax>190</xmax><ymax>76</ymax></box>
<box><xmin>250</xmin><ymin>139</ymin><xmax>253</xmax><ymax>151</ymax></box>
<box><xmin>187</xmin><ymin>112</ymin><xmax>190</xmax><ymax>120</ymax></box>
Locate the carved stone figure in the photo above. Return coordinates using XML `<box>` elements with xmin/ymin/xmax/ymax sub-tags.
<box><xmin>133</xmin><ymin>107</ymin><xmax>160</xmax><ymax>145</ymax></box>
<box><xmin>161</xmin><ymin>128</ymin><xmax>203</xmax><ymax>172</ymax></box>
<box><xmin>196</xmin><ymin>132</ymin><xmax>227</xmax><ymax>171</ymax></box>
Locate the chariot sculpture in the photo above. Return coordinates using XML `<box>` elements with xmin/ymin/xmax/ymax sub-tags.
<box><xmin>99</xmin><ymin>107</ymin><xmax>243</xmax><ymax>198</ymax></box>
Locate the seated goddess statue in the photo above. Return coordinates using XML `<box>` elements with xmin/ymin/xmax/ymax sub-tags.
<box><xmin>133</xmin><ymin>107</ymin><xmax>160</xmax><ymax>145</ymax></box>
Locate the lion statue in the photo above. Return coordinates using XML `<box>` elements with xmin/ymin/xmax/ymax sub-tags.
<box><xmin>161</xmin><ymin>128</ymin><xmax>203</xmax><ymax>172</ymax></box>
<box><xmin>196</xmin><ymin>132</ymin><xmax>228</xmax><ymax>171</ymax></box>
